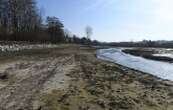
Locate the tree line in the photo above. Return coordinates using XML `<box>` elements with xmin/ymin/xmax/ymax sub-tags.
<box><xmin>0</xmin><ymin>0</ymin><xmax>98</xmax><ymax>45</ymax></box>
<box><xmin>105</xmin><ymin>40</ymin><xmax>173</xmax><ymax>48</ymax></box>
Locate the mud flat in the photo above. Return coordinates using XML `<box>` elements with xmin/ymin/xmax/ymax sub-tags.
<box><xmin>0</xmin><ymin>44</ymin><xmax>172</xmax><ymax>110</ymax></box>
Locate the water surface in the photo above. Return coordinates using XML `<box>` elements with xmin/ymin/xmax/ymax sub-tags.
<box><xmin>97</xmin><ymin>48</ymin><xmax>173</xmax><ymax>81</ymax></box>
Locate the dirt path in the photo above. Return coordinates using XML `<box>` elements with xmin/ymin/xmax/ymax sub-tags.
<box><xmin>0</xmin><ymin>52</ymin><xmax>75</xmax><ymax>110</ymax></box>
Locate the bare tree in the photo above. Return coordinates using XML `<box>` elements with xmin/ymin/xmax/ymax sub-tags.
<box><xmin>64</xmin><ymin>29</ymin><xmax>72</xmax><ymax>38</ymax></box>
<box><xmin>7</xmin><ymin>0</ymin><xmax>42</xmax><ymax>41</ymax></box>
<box><xmin>64</xmin><ymin>29</ymin><xmax>73</xmax><ymax>43</ymax></box>
<box><xmin>85</xmin><ymin>26</ymin><xmax>93</xmax><ymax>40</ymax></box>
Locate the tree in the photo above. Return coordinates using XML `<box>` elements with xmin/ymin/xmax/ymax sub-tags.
<box><xmin>9</xmin><ymin>0</ymin><xmax>42</xmax><ymax>41</ymax></box>
<box><xmin>0</xmin><ymin>0</ymin><xmax>11</xmax><ymax>39</ymax></box>
<box><xmin>0</xmin><ymin>0</ymin><xmax>93</xmax><ymax>44</ymax></box>
<box><xmin>85</xmin><ymin>26</ymin><xmax>93</xmax><ymax>45</ymax></box>
<box><xmin>46</xmin><ymin>16</ymin><xmax>64</xmax><ymax>43</ymax></box>
<box><xmin>64</xmin><ymin>29</ymin><xmax>73</xmax><ymax>43</ymax></box>
<box><xmin>85</xmin><ymin>26</ymin><xmax>93</xmax><ymax>40</ymax></box>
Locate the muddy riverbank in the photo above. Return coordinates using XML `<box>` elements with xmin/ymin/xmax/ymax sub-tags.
<box><xmin>122</xmin><ymin>48</ymin><xmax>173</xmax><ymax>63</ymax></box>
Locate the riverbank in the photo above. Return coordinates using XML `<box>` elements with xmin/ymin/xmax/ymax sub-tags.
<box><xmin>0</xmin><ymin>44</ymin><xmax>172</xmax><ymax>110</ymax></box>
<box><xmin>122</xmin><ymin>48</ymin><xmax>173</xmax><ymax>63</ymax></box>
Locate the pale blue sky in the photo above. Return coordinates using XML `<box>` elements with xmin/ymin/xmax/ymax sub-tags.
<box><xmin>37</xmin><ymin>0</ymin><xmax>173</xmax><ymax>42</ymax></box>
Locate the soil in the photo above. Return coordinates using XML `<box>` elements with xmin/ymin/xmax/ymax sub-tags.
<box><xmin>0</xmin><ymin>44</ymin><xmax>172</xmax><ymax>110</ymax></box>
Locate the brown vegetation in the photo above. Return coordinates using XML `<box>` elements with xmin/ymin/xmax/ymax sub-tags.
<box><xmin>123</xmin><ymin>48</ymin><xmax>173</xmax><ymax>62</ymax></box>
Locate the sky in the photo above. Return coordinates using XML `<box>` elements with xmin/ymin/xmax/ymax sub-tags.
<box><xmin>37</xmin><ymin>0</ymin><xmax>173</xmax><ymax>42</ymax></box>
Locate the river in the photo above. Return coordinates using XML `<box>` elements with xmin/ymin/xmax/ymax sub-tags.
<box><xmin>97</xmin><ymin>48</ymin><xmax>173</xmax><ymax>81</ymax></box>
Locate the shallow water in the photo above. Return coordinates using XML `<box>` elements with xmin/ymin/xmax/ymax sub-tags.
<box><xmin>97</xmin><ymin>48</ymin><xmax>173</xmax><ymax>81</ymax></box>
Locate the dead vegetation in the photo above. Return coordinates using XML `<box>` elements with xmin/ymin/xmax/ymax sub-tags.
<box><xmin>123</xmin><ymin>48</ymin><xmax>173</xmax><ymax>62</ymax></box>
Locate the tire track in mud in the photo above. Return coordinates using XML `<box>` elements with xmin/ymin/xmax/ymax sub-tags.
<box><xmin>0</xmin><ymin>55</ymin><xmax>75</xmax><ymax>110</ymax></box>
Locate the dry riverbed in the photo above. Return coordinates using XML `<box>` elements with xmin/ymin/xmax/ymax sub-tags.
<box><xmin>0</xmin><ymin>44</ymin><xmax>172</xmax><ymax>110</ymax></box>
